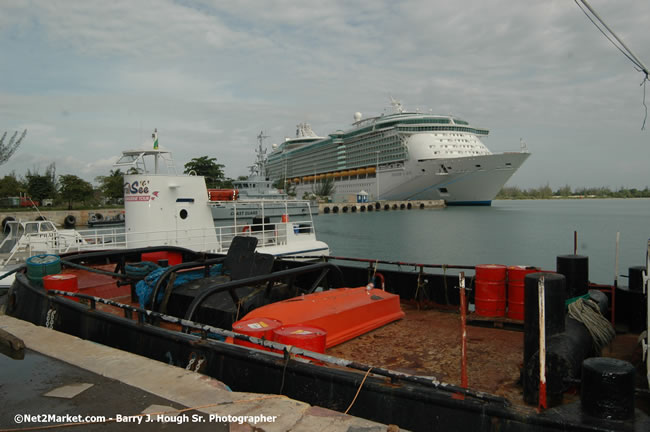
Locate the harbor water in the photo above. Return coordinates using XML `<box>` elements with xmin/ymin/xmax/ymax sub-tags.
<box><xmin>313</xmin><ymin>198</ymin><xmax>650</xmax><ymax>284</ymax></box>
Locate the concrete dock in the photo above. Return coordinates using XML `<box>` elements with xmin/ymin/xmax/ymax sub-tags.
<box><xmin>0</xmin><ymin>315</ymin><xmax>398</xmax><ymax>432</ymax></box>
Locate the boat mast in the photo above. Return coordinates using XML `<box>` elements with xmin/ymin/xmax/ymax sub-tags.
<box><xmin>255</xmin><ymin>131</ymin><xmax>269</xmax><ymax>177</ymax></box>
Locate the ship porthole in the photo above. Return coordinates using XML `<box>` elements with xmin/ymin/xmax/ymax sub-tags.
<box><xmin>179</xmin><ymin>209</ymin><xmax>188</xmax><ymax>220</ymax></box>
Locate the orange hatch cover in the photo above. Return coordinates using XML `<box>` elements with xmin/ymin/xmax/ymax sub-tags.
<box><xmin>241</xmin><ymin>287</ymin><xmax>405</xmax><ymax>348</ymax></box>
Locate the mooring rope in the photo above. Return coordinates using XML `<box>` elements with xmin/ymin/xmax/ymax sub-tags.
<box><xmin>567</xmin><ymin>297</ymin><xmax>616</xmax><ymax>352</ymax></box>
<box><xmin>344</xmin><ymin>367</ymin><xmax>373</xmax><ymax>415</ymax></box>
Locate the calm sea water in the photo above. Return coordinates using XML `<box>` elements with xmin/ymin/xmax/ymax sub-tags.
<box><xmin>313</xmin><ymin>199</ymin><xmax>650</xmax><ymax>284</ymax></box>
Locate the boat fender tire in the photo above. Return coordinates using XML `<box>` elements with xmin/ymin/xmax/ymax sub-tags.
<box><xmin>64</xmin><ymin>214</ymin><xmax>76</xmax><ymax>229</ymax></box>
<box><xmin>384</xmin><ymin>204</ymin><xmax>390</xmax><ymax>211</ymax></box>
<box><xmin>375</xmin><ymin>202</ymin><xmax>381</xmax><ymax>210</ymax></box>
<box><xmin>94</xmin><ymin>213</ymin><xmax>104</xmax><ymax>222</ymax></box>
<box><xmin>400</xmin><ymin>203</ymin><xmax>405</xmax><ymax>209</ymax></box>
<box><xmin>407</xmin><ymin>203</ymin><xmax>412</xmax><ymax>209</ymax></box>
<box><xmin>342</xmin><ymin>206</ymin><xmax>348</xmax><ymax>213</ymax></box>
<box><xmin>324</xmin><ymin>207</ymin><xmax>330</xmax><ymax>214</ymax></box>
<box><xmin>2</xmin><ymin>216</ymin><xmax>15</xmax><ymax>233</ymax></box>
<box><xmin>351</xmin><ymin>206</ymin><xmax>356</xmax><ymax>213</ymax></box>
<box><xmin>117</xmin><ymin>213</ymin><xmax>125</xmax><ymax>222</ymax></box>
<box><xmin>333</xmin><ymin>206</ymin><xmax>339</xmax><ymax>213</ymax></box>
<box><xmin>419</xmin><ymin>203</ymin><xmax>425</xmax><ymax>209</ymax></box>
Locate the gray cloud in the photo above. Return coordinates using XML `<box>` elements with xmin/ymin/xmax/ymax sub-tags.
<box><xmin>1</xmin><ymin>0</ymin><xmax>649</xmax><ymax>189</ymax></box>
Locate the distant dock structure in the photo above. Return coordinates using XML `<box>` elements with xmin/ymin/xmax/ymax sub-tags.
<box><xmin>319</xmin><ymin>200</ymin><xmax>444</xmax><ymax>214</ymax></box>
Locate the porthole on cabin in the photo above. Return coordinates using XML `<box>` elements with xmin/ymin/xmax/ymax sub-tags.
<box><xmin>179</xmin><ymin>209</ymin><xmax>188</xmax><ymax>220</ymax></box>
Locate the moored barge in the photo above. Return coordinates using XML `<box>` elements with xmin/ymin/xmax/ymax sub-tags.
<box><xmin>4</xmin><ymin>243</ymin><xmax>649</xmax><ymax>431</ymax></box>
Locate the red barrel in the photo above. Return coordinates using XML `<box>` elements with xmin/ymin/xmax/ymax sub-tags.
<box><xmin>273</xmin><ymin>325</ymin><xmax>327</xmax><ymax>354</ymax></box>
<box><xmin>475</xmin><ymin>264</ymin><xmax>507</xmax><ymax>317</ymax></box>
<box><xmin>507</xmin><ymin>265</ymin><xmax>540</xmax><ymax>320</ymax></box>
<box><xmin>232</xmin><ymin>317</ymin><xmax>282</xmax><ymax>351</ymax></box>
<box><xmin>42</xmin><ymin>273</ymin><xmax>79</xmax><ymax>302</ymax></box>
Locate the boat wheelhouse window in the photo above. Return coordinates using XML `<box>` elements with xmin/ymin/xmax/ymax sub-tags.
<box><xmin>41</xmin><ymin>222</ymin><xmax>56</xmax><ymax>232</ymax></box>
<box><xmin>475</xmin><ymin>164</ymin><xmax>481</xmax><ymax>168</ymax></box>
<box><xmin>176</xmin><ymin>198</ymin><xmax>195</xmax><ymax>203</ymax></box>
<box><xmin>179</xmin><ymin>209</ymin><xmax>188</xmax><ymax>219</ymax></box>
<box><xmin>439</xmin><ymin>188</ymin><xmax>448</xmax><ymax>193</ymax></box>
<box><xmin>506</xmin><ymin>162</ymin><xmax>512</xmax><ymax>166</ymax></box>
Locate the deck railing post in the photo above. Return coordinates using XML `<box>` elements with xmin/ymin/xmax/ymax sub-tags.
<box><xmin>538</xmin><ymin>275</ymin><xmax>547</xmax><ymax>410</ymax></box>
<box><xmin>459</xmin><ymin>272</ymin><xmax>468</xmax><ymax>388</ymax></box>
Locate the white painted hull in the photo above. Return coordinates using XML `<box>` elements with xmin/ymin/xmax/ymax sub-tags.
<box><xmin>295</xmin><ymin>152</ymin><xmax>529</xmax><ymax>205</ymax></box>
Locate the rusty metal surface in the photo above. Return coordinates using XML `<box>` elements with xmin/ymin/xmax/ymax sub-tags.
<box><xmin>327</xmin><ymin>303</ymin><xmax>529</xmax><ymax>408</ymax></box>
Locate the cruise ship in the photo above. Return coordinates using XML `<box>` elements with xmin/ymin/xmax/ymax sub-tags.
<box><xmin>266</xmin><ymin>99</ymin><xmax>530</xmax><ymax>205</ymax></box>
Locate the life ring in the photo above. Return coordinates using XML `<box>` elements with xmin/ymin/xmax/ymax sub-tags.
<box><xmin>64</xmin><ymin>214</ymin><xmax>76</xmax><ymax>229</ymax></box>
<box><xmin>242</xmin><ymin>225</ymin><xmax>250</xmax><ymax>233</ymax></box>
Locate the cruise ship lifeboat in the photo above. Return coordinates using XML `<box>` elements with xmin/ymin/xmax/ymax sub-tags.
<box><xmin>238</xmin><ymin>286</ymin><xmax>404</xmax><ymax>349</ymax></box>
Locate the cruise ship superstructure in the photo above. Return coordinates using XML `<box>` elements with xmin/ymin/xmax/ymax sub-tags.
<box><xmin>266</xmin><ymin>100</ymin><xmax>530</xmax><ymax>205</ymax></box>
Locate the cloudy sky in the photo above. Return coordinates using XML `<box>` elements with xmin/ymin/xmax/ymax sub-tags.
<box><xmin>1</xmin><ymin>0</ymin><xmax>649</xmax><ymax>189</ymax></box>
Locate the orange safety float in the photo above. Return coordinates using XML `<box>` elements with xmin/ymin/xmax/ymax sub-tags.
<box><xmin>242</xmin><ymin>286</ymin><xmax>404</xmax><ymax>348</ymax></box>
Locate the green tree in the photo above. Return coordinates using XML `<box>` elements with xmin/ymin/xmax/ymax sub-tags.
<box><xmin>0</xmin><ymin>172</ymin><xmax>25</xmax><ymax>197</ymax></box>
<box><xmin>95</xmin><ymin>169</ymin><xmax>124</xmax><ymax>203</ymax></box>
<box><xmin>555</xmin><ymin>185</ymin><xmax>572</xmax><ymax>197</ymax></box>
<box><xmin>183</xmin><ymin>156</ymin><xmax>225</xmax><ymax>188</ymax></box>
<box><xmin>312</xmin><ymin>177</ymin><xmax>335</xmax><ymax>198</ymax></box>
<box><xmin>59</xmin><ymin>174</ymin><xmax>94</xmax><ymax>210</ymax></box>
<box><xmin>273</xmin><ymin>177</ymin><xmax>296</xmax><ymax>197</ymax></box>
<box><xmin>26</xmin><ymin>163</ymin><xmax>57</xmax><ymax>201</ymax></box>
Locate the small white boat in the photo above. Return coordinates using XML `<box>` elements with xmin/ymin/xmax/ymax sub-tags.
<box><xmin>114</xmin><ymin>140</ymin><xmax>329</xmax><ymax>258</ymax></box>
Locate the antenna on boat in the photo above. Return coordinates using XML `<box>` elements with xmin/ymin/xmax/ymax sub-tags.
<box><xmin>575</xmin><ymin>0</ymin><xmax>650</xmax><ymax>130</ymax></box>
<box><xmin>152</xmin><ymin>128</ymin><xmax>161</xmax><ymax>173</ymax></box>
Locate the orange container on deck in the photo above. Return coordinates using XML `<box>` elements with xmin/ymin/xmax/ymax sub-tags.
<box><xmin>273</xmin><ymin>325</ymin><xmax>327</xmax><ymax>354</ymax></box>
<box><xmin>506</xmin><ymin>265</ymin><xmax>540</xmax><ymax>320</ymax></box>
<box><xmin>42</xmin><ymin>273</ymin><xmax>79</xmax><ymax>302</ymax></box>
<box><xmin>475</xmin><ymin>264</ymin><xmax>507</xmax><ymax>317</ymax></box>
<box><xmin>232</xmin><ymin>317</ymin><xmax>282</xmax><ymax>351</ymax></box>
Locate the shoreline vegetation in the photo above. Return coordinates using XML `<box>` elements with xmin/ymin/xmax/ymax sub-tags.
<box><xmin>496</xmin><ymin>185</ymin><xmax>650</xmax><ymax>200</ymax></box>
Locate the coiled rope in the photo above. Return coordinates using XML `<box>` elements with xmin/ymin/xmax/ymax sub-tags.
<box><xmin>567</xmin><ymin>297</ymin><xmax>616</xmax><ymax>352</ymax></box>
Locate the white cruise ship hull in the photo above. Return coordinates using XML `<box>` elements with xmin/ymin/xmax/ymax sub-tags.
<box><xmin>295</xmin><ymin>152</ymin><xmax>529</xmax><ymax>205</ymax></box>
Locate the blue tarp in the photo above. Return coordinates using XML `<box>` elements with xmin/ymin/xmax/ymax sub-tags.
<box><xmin>136</xmin><ymin>264</ymin><xmax>223</xmax><ymax>308</ymax></box>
